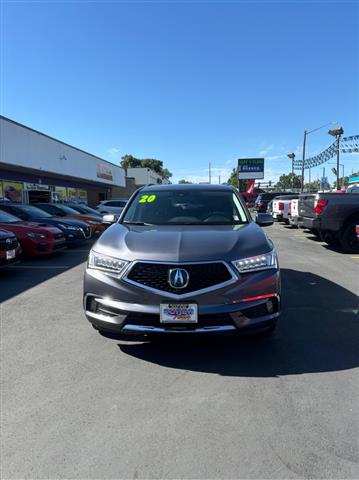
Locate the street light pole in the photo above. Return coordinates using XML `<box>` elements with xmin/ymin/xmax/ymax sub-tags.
<box><xmin>328</xmin><ymin>126</ymin><xmax>344</xmax><ymax>190</ymax></box>
<box><xmin>287</xmin><ymin>152</ymin><xmax>296</xmax><ymax>189</ymax></box>
<box><xmin>301</xmin><ymin>130</ymin><xmax>307</xmax><ymax>193</ymax></box>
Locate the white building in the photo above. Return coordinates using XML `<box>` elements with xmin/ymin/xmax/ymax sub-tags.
<box><xmin>0</xmin><ymin>116</ymin><xmax>126</xmax><ymax>206</ymax></box>
<box><xmin>126</xmin><ymin>167</ymin><xmax>170</xmax><ymax>186</ymax></box>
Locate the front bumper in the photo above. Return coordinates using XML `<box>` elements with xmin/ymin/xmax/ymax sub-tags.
<box><xmin>84</xmin><ymin>267</ymin><xmax>281</xmax><ymax>335</ymax></box>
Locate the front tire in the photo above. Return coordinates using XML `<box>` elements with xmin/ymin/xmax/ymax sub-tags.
<box><xmin>340</xmin><ymin>221</ymin><xmax>359</xmax><ymax>253</ymax></box>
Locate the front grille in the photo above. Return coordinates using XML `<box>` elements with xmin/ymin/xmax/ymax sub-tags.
<box><xmin>125</xmin><ymin>312</ymin><xmax>233</xmax><ymax>328</ymax></box>
<box><xmin>82</xmin><ymin>227</ymin><xmax>92</xmax><ymax>239</ymax></box>
<box><xmin>126</xmin><ymin>262</ymin><xmax>233</xmax><ymax>294</ymax></box>
<box><xmin>53</xmin><ymin>242</ymin><xmax>65</xmax><ymax>250</ymax></box>
<box><xmin>0</xmin><ymin>237</ymin><xmax>18</xmax><ymax>251</ymax></box>
<box><xmin>36</xmin><ymin>243</ymin><xmax>49</xmax><ymax>252</ymax></box>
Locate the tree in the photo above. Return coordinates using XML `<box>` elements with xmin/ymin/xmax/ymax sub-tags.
<box><xmin>275</xmin><ymin>173</ymin><xmax>301</xmax><ymax>190</ymax></box>
<box><xmin>178</xmin><ymin>179</ymin><xmax>192</xmax><ymax>184</ymax></box>
<box><xmin>304</xmin><ymin>180</ymin><xmax>320</xmax><ymax>191</ymax></box>
<box><xmin>120</xmin><ymin>155</ymin><xmax>172</xmax><ymax>179</ymax></box>
<box><xmin>161</xmin><ymin>168</ymin><xmax>173</xmax><ymax>180</ymax></box>
<box><xmin>331</xmin><ymin>172</ymin><xmax>358</xmax><ymax>189</ymax></box>
<box><xmin>120</xmin><ymin>154</ymin><xmax>141</xmax><ymax>170</ymax></box>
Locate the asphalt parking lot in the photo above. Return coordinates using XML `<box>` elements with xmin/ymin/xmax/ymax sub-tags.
<box><xmin>1</xmin><ymin>224</ymin><xmax>358</xmax><ymax>479</ymax></box>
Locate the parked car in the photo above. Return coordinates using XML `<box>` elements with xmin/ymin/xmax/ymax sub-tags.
<box><xmin>0</xmin><ymin>203</ymin><xmax>92</xmax><ymax>245</ymax></box>
<box><xmin>84</xmin><ymin>184</ymin><xmax>280</xmax><ymax>339</ymax></box>
<box><xmin>34</xmin><ymin>203</ymin><xmax>105</xmax><ymax>235</ymax></box>
<box><xmin>299</xmin><ymin>192</ymin><xmax>359</xmax><ymax>252</ymax></box>
<box><xmin>66</xmin><ymin>203</ymin><xmax>103</xmax><ymax>218</ymax></box>
<box><xmin>288</xmin><ymin>199</ymin><xmax>300</xmax><ymax>227</ymax></box>
<box><xmin>0</xmin><ymin>228</ymin><xmax>22</xmax><ymax>267</ymax></box>
<box><xmin>0</xmin><ymin>210</ymin><xmax>66</xmax><ymax>256</ymax></box>
<box><xmin>272</xmin><ymin>195</ymin><xmax>299</xmax><ymax>223</ymax></box>
<box><xmin>356</xmin><ymin>225</ymin><xmax>359</xmax><ymax>238</ymax></box>
<box><xmin>254</xmin><ymin>192</ymin><xmax>293</xmax><ymax>213</ymax></box>
<box><xmin>94</xmin><ymin>199</ymin><xmax>129</xmax><ymax>215</ymax></box>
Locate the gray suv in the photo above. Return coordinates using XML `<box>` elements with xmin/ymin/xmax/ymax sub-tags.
<box><xmin>84</xmin><ymin>184</ymin><xmax>281</xmax><ymax>337</ymax></box>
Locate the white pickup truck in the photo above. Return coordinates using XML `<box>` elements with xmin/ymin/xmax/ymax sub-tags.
<box><xmin>272</xmin><ymin>195</ymin><xmax>299</xmax><ymax>224</ymax></box>
<box><xmin>288</xmin><ymin>199</ymin><xmax>300</xmax><ymax>227</ymax></box>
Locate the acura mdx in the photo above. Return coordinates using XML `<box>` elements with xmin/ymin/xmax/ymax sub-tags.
<box><xmin>84</xmin><ymin>184</ymin><xmax>281</xmax><ymax>337</ymax></box>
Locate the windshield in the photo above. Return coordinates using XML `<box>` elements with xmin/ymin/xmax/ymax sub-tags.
<box><xmin>39</xmin><ymin>204</ymin><xmax>79</xmax><ymax>215</ymax></box>
<box><xmin>122</xmin><ymin>190</ymin><xmax>248</xmax><ymax>225</ymax></box>
<box><xmin>72</xmin><ymin>205</ymin><xmax>100</xmax><ymax>215</ymax></box>
<box><xmin>0</xmin><ymin>210</ymin><xmax>21</xmax><ymax>223</ymax></box>
<box><xmin>55</xmin><ymin>205</ymin><xmax>80</xmax><ymax>214</ymax></box>
<box><xmin>17</xmin><ymin>206</ymin><xmax>52</xmax><ymax>218</ymax></box>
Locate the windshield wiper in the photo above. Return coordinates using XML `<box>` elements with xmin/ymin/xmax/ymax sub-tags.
<box><xmin>123</xmin><ymin>221</ymin><xmax>154</xmax><ymax>226</ymax></box>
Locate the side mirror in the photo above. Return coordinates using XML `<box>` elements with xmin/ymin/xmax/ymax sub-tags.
<box><xmin>256</xmin><ymin>213</ymin><xmax>273</xmax><ymax>227</ymax></box>
<box><xmin>102</xmin><ymin>214</ymin><xmax>117</xmax><ymax>225</ymax></box>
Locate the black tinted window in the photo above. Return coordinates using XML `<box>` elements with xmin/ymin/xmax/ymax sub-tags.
<box><xmin>123</xmin><ymin>190</ymin><xmax>247</xmax><ymax>225</ymax></box>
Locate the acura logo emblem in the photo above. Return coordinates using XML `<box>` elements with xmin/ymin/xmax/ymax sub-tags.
<box><xmin>5</xmin><ymin>238</ymin><xmax>12</xmax><ymax>244</ymax></box>
<box><xmin>168</xmin><ymin>268</ymin><xmax>189</xmax><ymax>289</ymax></box>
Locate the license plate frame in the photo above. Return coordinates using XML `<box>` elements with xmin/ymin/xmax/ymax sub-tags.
<box><xmin>6</xmin><ymin>249</ymin><xmax>16</xmax><ymax>260</ymax></box>
<box><xmin>160</xmin><ymin>303</ymin><xmax>198</xmax><ymax>323</ymax></box>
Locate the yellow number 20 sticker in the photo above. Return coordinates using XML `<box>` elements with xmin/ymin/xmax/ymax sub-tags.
<box><xmin>138</xmin><ymin>194</ymin><xmax>156</xmax><ymax>203</ymax></box>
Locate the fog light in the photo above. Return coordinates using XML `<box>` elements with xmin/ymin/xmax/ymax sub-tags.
<box><xmin>266</xmin><ymin>299</ymin><xmax>274</xmax><ymax>313</ymax></box>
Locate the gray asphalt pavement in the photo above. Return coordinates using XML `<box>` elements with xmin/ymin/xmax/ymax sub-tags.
<box><xmin>1</xmin><ymin>225</ymin><xmax>358</xmax><ymax>479</ymax></box>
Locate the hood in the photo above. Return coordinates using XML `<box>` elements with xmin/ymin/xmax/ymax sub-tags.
<box><xmin>77</xmin><ymin>214</ymin><xmax>101</xmax><ymax>222</ymax></box>
<box><xmin>32</xmin><ymin>216</ymin><xmax>90</xmax><ymax>228</ymax></box>
<box><xmin>0</xmin><ymin>228</ymin><xmax>16</xmax><ymax>239</ymax></box>
<box><xmin>94</xmin><ymin>222</ymin><xmax>272</xmax><ymax>262</ymax></box>
<box><xmin>0</xmin><ymin>221</ymin><xmax>61</xmax><ymax>235</ymax></box>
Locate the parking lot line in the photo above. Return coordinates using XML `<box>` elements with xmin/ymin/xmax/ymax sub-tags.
<box><xmin>351</xmin><ymin>256</ymin><xmax>359</xmax><ymax>259</ymax></box>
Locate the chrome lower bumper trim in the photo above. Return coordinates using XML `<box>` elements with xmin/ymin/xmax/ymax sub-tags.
<box><xmin>122</xmin><ymin>324</ymin><xmax>237</xmax><ymax>334</ymax></box>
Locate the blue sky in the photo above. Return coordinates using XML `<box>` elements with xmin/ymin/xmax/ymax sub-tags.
<box><xmin>1</xmin><ymin>0</ymin><xmax>358</xmax><ymax>184</ymax></box>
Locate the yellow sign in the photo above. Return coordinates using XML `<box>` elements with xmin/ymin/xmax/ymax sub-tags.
<box><xmin>54</xmin><ymin>186</ymin><xmax>67</xmax><ymax>201</ymax></box>
<box><xmin>3</xmin><ymin>181</ymin><xmax>23</xmax><ymax>202</ymax></box>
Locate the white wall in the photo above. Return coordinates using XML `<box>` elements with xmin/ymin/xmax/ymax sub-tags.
<box><xmin>0</xmin><ymin>117</ymin><xmax>125</xmax><ymax>187</ymax></box>
<box><xmin>127</xmin><ymin>167</ymin><xmax>170</xmax><ymax>185</ymax></box>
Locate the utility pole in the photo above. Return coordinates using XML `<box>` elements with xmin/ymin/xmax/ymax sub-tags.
<box><xmin>209</xmin><ymin>162</ymin><xmax>211</xmax><ymax>184</ymax></box>
<box><xmin>218</xmin><ymin>175</ymin><xmax>221</xmax><ymax>184</ymax></box>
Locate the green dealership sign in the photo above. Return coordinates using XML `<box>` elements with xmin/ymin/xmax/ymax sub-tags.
<box><xmin>237</xmin><ymin>158</ymin><xmax>264</xmax><ymax>180</ymax></box>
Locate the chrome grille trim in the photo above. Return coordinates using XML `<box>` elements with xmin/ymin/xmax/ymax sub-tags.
<box><xmin>123</xmin><ymin>260</ymin><xmax>238</xmax><ymax>299</ymax></box>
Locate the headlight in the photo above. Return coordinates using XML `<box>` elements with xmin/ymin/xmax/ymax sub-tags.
<box><xmin>58</xmin><ymin>223</ymin><xmax>79</xmax><ymax>231</ymax></box>
<box><xmin>232</xmin><ymin>249</ymin><xmax>278</xmax><ymax>273</ymax></box>
<box><xmin>88</xmin><ymin>250</ymin><xmax>128</xmax><ymax>276</ymax></box>
<box><xmin>26</xmin><ymin>232</ymin><xmax>46</xmax><ymax>239</ymax></box>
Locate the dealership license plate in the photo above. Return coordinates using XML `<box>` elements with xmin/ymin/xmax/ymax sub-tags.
<box><xmin>6</xmin><ymin>249</ymin><xmax>16</xmax><ymax>260</ymax></box>
<box><xmin>160</xmin><ymin>304</ymin><xmax>198</xmax><ymax>323</ymax></box>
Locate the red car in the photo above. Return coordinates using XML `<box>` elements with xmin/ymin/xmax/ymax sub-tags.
<box><xmin>356</xmin><ymin>225</ymin><xmax>359</xmax><ymax>239</ymax></box>
<box><xmin>0</xmin><ymin>228</ymin><xmax>22</xmax><ymax>267</ymax></box>
<box><xmin>0</xmin><ymin>210</ymin><xmax>66</xmax><ymax>256</ymax></box>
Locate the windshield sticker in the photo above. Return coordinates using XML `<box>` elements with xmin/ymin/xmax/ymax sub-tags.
<box><xmin>138</xmin><ymin>194</ymin><xmax>157</xmax><ymax>203</ymax></box>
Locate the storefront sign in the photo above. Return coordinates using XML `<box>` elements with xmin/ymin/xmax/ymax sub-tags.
<box><xmin>96</xmin><ymin>163</ymin><xmax>113</xmax><ymax>181</ymax></box>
